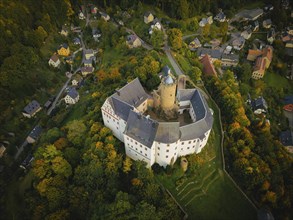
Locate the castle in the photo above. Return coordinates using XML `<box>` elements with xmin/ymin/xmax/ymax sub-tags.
<box><xmin>101</xmin><ymin>68</ymin><xmax>213</xmax><ymax>167</ymax></box>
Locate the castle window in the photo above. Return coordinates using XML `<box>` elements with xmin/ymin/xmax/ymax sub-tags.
<box><xmin>135</xmin><ymin>142</ymin><xmax>137</xmax><ymax>145</ymax></box>
<box><xmin>158</xmin><ymin>147</ymin><xmax>160</xmax><ymax>150</ymax></box>
<box><xmin>166</xmin><ymin>156</ymin><xmax>168</xmax><ymax>158</ymax></box>
<box><xmin>140</xmin><ymin>151</ymin><xmax>142</xmax><ymax>153</ymax></box>
<box><xmin>127</xmin><ymin>137</ymin><xmax>129</xmax><ymax>140</ymax></box>
<box><xmin>187</xmin><ymin>147</ymin><xmax>190</xmax><ymax>149</ymax></box>
<box><xmin>135</xmin><ymin>148</ymin><xmax>138</xmax><ymax>150</ymax></box>
<box><xmin>145</xmin><ymin>153</ymin><xmax>147</xmax><ymax>156</ymax></box>
<box><xmin>167</xmin><ymin>144</ymin><xmax>170</xmax><ymax>147</ymax></box>
<box><xmin>188</xmin><ymin>141</ymin><xmax>191</xmax><ymax>144</ymax></box>
<box><xmin>181</xmin><ymin>142</ymin><xmax>184</xmax><ymax>145</ymax></box>
<box><xmin>116</xmin><ymin>127</ymin><xmax>118</xmax><ymax>130</ymax></box>
<box><xmin>166</xmin><ymin>150</ymin><xmax>169</xmax><ymax>153</ymax></box>
<box><xmin>158</xmin><ymin>153</ymin><xmax>160</xmax><ymax>156</ymax></box>
<box><xmin>193</xmin><ymin>145</ymin><xmax>195</xmax><ymax>148</ymax></box>
<box><xmin>145</xmin><ymin>147</ymin><xmax>147</xmax><ymax>151</ymax></box>
<box><xmin>140</xmin><ymin>144</ymin><xmax>142</xmax><ymax>147</ymax></box>
<box><xmin>193</xmin><ymin>140</ymin><xmax>196</xmax><ymax>143</ymax></box>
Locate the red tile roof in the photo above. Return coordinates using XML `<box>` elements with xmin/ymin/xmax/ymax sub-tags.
<box><xmin>283</xmin><ymin>104</ymin><xmax>293</xmax><ymax>112</ymax></box>
<box><xmin>200</xmin><ymin>54</ymin><xmax>217</xmax><ymax>76</ymax></box>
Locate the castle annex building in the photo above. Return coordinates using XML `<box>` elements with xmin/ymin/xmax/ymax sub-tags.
<box><xmin>101</xmin><ymin>73</ymin><xmax>213</xmax><ymax>167</ymax></box>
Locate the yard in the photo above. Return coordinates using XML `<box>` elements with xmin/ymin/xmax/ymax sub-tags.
<box><xmin>156</xmin><ymin>96</ymin><xmax>257</xmax><ymax>220</ymax></box>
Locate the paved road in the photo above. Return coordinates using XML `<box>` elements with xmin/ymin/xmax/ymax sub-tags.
<box><xmin>182</xmin><ymin>32</ymin><xmax>201</xmax><ymax>40</ymax></box>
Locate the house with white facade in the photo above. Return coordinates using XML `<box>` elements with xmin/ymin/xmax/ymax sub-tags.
<box><xmin>64</xmin><ymin>88</ymin><xmax>79</xmax><ymax>104</ymax></box>
<box><xmin>101</xmin><ymin>76</ymin><xmax>213</xmax><ymax>168</ymax></box>
<box><xmin>48</xmin><ymin>54</ymin><xmax>60</xmax><ymax>68</ymax></box>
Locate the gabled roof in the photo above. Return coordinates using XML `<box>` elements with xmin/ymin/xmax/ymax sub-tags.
<box><xmin>155</xmin><ymin>122</ymin><xmax>180</xmax><ymax>143</ymax></box>
<box><xmin>50</xmin><ymin>54</ymin><xmax>59</xmax><ymax>62</ymax></box>
<box><xmin>177</xmin><ymin>89</ymin><xmax>196</xmax><ymax>102</ymax></box>
<box><xmin>111</xmin><ymin>78</ymin><xmax>148</xmax><ymax>108</ymax></box>
<box><xmin>127</xmin><ymin>34</ymin><xmax>138</xmax><ymax>43</ymax></box>
<box><xmin>144</xmin><ymin>11</ymin><xmax>153</xmax><ymax>17</ymax></box>
<box><xmin>81</xmin><ymin>66</ymin><xmax>94</xmax><ymax>72</ymax></box>
<box><xmin>221</xmin><ymin>53</ymin><xmax>239</xmax><ymax>62</ymax></box>
<box><xmin>67</xmin><ymin>88</ymin><xmax>79</xmax><ymax>99</ymax></box>
<box><xmin>180</xmin><ymin>90</ymin><xmax>213</xmax><ymax>141</ymax></box>
<box><xmin>28</xmin><ymin>125</ymin><xmax>42</xmax><ymax>140</ymax></box>
<box><xmin>125</xmin><ymin>110</ymin><xmax>158</xmax><ymax>148</ymax></box>
<box><xmin>110</xmin><ymin>97</ymin><xmax>133</xmax><ymax>121</ymax></box>
<box><xmin>251</xmin><ymin>97</ymin><xmax>268</xmax><ymax>111</ymax></box>
<box><xmin>85</xmin><ymin>49</ymin><xmax>94</xmax><ymax>55</ymax></box>
<box><xmin>200</xmin><ymin>54</ymin><xmax>217</xmax><ymax>76</ymax></box>
<box><xmin>262</xmin><ymin>46</ymin><xmax>273</xmax><ymax>62</ymax></box>
<box><xmin>197</xmin><ymin>48</ymin><xmax>222</xmax><ymax>59</ymax></box>
<box><xmin>23</xmin><ymin>100</ymin><xmax>41</xmax><ymax>115</ymax></box>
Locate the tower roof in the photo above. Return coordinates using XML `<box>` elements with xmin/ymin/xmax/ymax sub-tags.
<box><xmin>164</xmin><ymin>75</ymin><xmax>174</xmax><ymax>85</ymax></box>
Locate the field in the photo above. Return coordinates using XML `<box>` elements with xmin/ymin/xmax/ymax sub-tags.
<box><xmin>157</xmin><ymin>97</ymin><xmax>257</xmax><ymax>220</ymax></box>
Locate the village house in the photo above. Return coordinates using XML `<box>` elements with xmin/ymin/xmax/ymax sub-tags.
<box><xmin>72</xmin><ymin>74</ymin><xmax>83</xmax><ymax>86</ymax></box>
<box><xmin>22</xmin><ymin>100</ymin><xmax>42</xmax><ymax>118</ymax></box>
<box><xmin>200</xmin><ymin>54</ymin><xmax>217</xmax><ymax>77</ymax></box>
<box><xmin>60</xmin><ymin>25</ymin><xmax>69</xmax><ymax>37</ymax></box>
<box><xmin>251</xmin><ymin>96</ymin><xmax>268</xmax><ymax>114</ymax></box>
<box><xmin>221</xmin><ymin>54</ymin><xmax>239</xmax><ymax>67</ymax></box>
<box><xmin>241</xmin><ymin>27</ymin><xmax>253</xmax><ymax>40</ymax></box>
<box><xmin>92</xmin><ymin>28</ymin><xmax>101</xmax><ymax>40</ymax></box>
<box><xmin>247</xmin><ymin>46</ymin><xmax>273</xmax><ymax>79</ymax></box>
<box><xmin>83</xmin><ymin>59</ymin><xmax>93</xmax><ymax>67</ymax></box>
<box><xmin>100</xmin><ymin>11</ymin><xmax>110</xmax><ymax>21</ymax></box>
<box><xmin>149</xmin><ymin>18</ymin><xmax>162</xmax><ymax>35</ymax></box>
<box><xmin>232</xmin><ymin>36</ymin><xmax>245</xmax><ymax>50</ymax></box>
<box><xmin>84</xmin><ymin>49</ymin><xmax>95</xmax><ymax>60</ymax></box>
<box><xmin>73</xmin><ymin>37</ymin><xmax>81</xmax><ymax>45</ymax></box>
<box><xmin>0</xmin><ymin>144</ymin><xmax>6</xmax><ymax>158</ymax></box>
<box><xmin>64</xmin><ymin>88</ymin><xmax>79</xmax><ymax>104</ymax></box>
<box><xmin>48</xmin><ymin>54</ymin><xmax>60</xmax><ymax>68</ymax></box>
<box><xmin>44</xmin><ymin>100</ymin><xmax>52</xmax><ymax>110</ymax></box>
<box><xmin>267</xmin><ymin>28</ymin><xmax>275</xmax><ymax>44</ymax></box>
<box><xmin>57</xmin><ymin>43</ymin><xmax>70</xmax><ymax>56</ymax></box>
<box><xmin>91</xmin><ymin>5</ymin><xmax>98</xmax><ymax>14</ymax></box>
<box><xmin>79</xmin><ymin>11</ymin><xmax>85</xmax><ymax>20</ymax></box>
<box><xmin>144</xmin><ymin>12</ymin><xmax>154</xmax><ymax>24</ymax></box>
<box><xmin>81</xmin><ymin>66</ymin><xmax>94</xmax><ymax>77</ymax></box>
<box><xmin>197</xmin><ymin>48</ymin><xmax>222</xmax><ymax>62</ymax></box>
<box><xmin>214</xmin><ymin>11</ymin><xmax>226</xmax><ymax>22</ymax></box>
<box><xmin>26</xmin><ymin>125</ymin><xmax>42</xmax><ymax>144</ymax></box>
<box><xmin>126</xmin><ymin>34</ymin><xmax>142</xmax><ymax>48</ymax></box>
<box><xmin>188</xmin><ymin>38</ymin><xmax>202</xmax><ymax>51</ymax></box>
<box><xmin>235</xmin><ymin>8</ymin><xmax>263</xmax><ymax>21</ymax></box>
<box><xmin>263</xmin><ymin>19</ymin><xmax>272</xmax><ymax>29</ymax></box>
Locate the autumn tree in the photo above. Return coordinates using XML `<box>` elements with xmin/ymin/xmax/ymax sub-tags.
<box><xmin>167</xmin><ymin>28</ymin><xmax>183</xmax><ymax>50</ymax></box>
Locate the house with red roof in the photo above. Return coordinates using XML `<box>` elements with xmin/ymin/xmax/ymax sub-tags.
<box><xmin>200</xmin><ymin>54</ymin><xmax>217</xmax><ymax>77</ymax></box>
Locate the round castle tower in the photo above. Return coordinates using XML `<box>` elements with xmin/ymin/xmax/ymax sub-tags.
<box><xmin>160</xmin><ymin>74</ymin><xmax>177</xmax><ymax>111</ymax></box>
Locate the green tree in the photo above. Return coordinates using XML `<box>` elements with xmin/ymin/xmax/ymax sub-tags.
<box><xmin>150</xmin><ymin>29</ymin><xmax>164</xmax><ymax>50</ymax></box>
<box><xmin>167</xmin><ymin>28</ymin><xmax>183</xmax><ymax>50</ymax></box>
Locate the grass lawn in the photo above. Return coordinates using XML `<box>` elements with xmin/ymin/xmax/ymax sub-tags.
<box><xmin>172</xmin><ymin>52</ymin><xmax>193</xmax><ymax>73</ymax></box>
<box><xmin>264</xmin><ymin>71</ymin><xmax>293</xmax><ymax>93</ymax></box>
<box><xmin>156</xmin><ymin>92</ymin><xmax>257</xmax><ymax>220</ymax></box>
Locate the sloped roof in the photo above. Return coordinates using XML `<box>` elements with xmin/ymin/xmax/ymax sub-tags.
<box><xmin>200</xmin><ymin>54</ymin><xmax>217</xmax><ymax>76</ymax></box>
<box><xmin>23</xmin><ymin>100</ymin><xmax>41</xmax><ymax>115</ymax></box>
<box><xmin>155</xmin><ymin>122</ymin><xmax>180</xmax><ymax>143</ymax></box>
<box><xmin>162</xmin><ymin>65</ymin><xmax>171</xmax><ymax>76</ymax></box>
<box><xmin>110</xmin><ymin>97</ymin><xmax>133</xmax><ymax>121</ymax></box>
<box><xmin>67</xmin><ymin>88</ymin><xmax>79</xmax><ymax>99</ymax></box>
<box><xmin>81</xmin><ymin>66</ymin><xmax>94</xmax><ymax>72</ymax></box>
<box><xmin>280</xmin><ymin>130</ymin><xmax>293</xmax><ymax>146</ymax></box>
<box><xmin>221</xmin><ymin>53</ymin><xmax>239</xmax><ymax>61</ymax></box>
<box><xmin>127</xmin><ymin>34</ymin><xmax>139</xmax><ymax>44</ymax></box>
<box><xmin>28</xmin><ymin>125</ymin><xmax>42</xmax><ymax>139</ymax></box>
<box><xmin>251</xmin><ymin>97</ymin><xmax>268</xmax><ymax>111</ymax></box>
<box><xmin>197</xmin><ymin>48</ymin><xmax>222</xmax><ymax>59</ymax></box>
<box><xmin>111</xmin><ymin>78</ymin><xmax>148</xmax><ymax>108</ymax></box>
<box><xmin>125</xmin><ymin>110</ymin><xmax>158</xmax><ymax>148</ymax></box>
<box><xmin>85</xmin><ymin>49</ymin><xmax>94</xmax><ymax>55</ymax></box>
<box><xmin>177</xmin><ymin>89</ymin><xmax>196</xmax><ymax>102</ymax></box>
<box><xmin>50</xmin><ymin>54</ymin><xmax>59</xmax><ymax>62</ymax></box>
<box><xmin>180</xmin><ymin>90</ymin><xmax>213</xmax><ymax>141</ymax></box>
<box><xmin>144</xmin><ymin>11</ymin><xmax>153</xmax><ymax>17</ymax></box>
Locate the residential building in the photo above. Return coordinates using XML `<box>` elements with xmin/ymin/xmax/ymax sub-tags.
<box><xmin>72</xmin><ymin>74</ymin><xmax>83</xmax><ymax>86</ymax></box>
<box><xmin>60</xmin><ymin>25</ymin><xmax>69</xmax><ymax>37</ymax></box>
<box><xmin>84</xmin><ymin>49</ymin><xmax>95</xmax><ymax>60</ymax></box>
<box><xmin>149</xmin><ymin>19</ymin><xmax>162</xmax><ymax>35</ymax></box>
<box><xmin>200</xmin><ymin>54</ymin><xmax>217</xmax><ymax>76</ymax></box>
<box><xmin>26</xmin><ymin>125</ymin><xmax>42</xmax><ymax>144</ymax></box>
<box><xmin>101</xmin><ymin>78</ymin><xmax>213</xmax><ymax>168</ymax></box>
<box><xmin>263</xmin><ymin>19</ymin><xmax>272</xmax><ymax>29</ymax></box>
<box><xmin>252</xmin><ymin>20</ymin><xmax>260</xmax><ymax>32</ymax></box>
<box><xmin>48</xmin><ymin>54</ymin><xmax>60</xmax><ymax>68</ymax></box>
<box><xmin>73</xmin><ymin>37</ymin><xmax>81</xmax><ymax>45</ymax></box>
<box><xmin>214</xmin><ymin>11</ymin><xmax>226</xmax><ymax>22</ymax></box>
<box><xmin>81</xmin><ymin>66</ymin><xmax>94</xmax><ymax>77</ymax></box>
<box><xmin>267</xmin><ymin>28</ymin><xmax>275</xmax><ymax>44</ymax></box>
<box><xmin>64</xmin><ymin>88</ymin><xmax>79</xmax><ymax>104</ymax></box>
<box><xmin>144</xmin><ymin>12</ymin><xmax>154</xmax><ymax>24</ymax></box>
<box><xmin>188</xmin><ymin>38</ymin><xmax>202</xmax><ymax>51</ymax></box>
<box><xmin>0</xmin><ymin>144</ymin><xmax>6</xmax><ymax>158</ymax></box>
<box><xmin>280</xmin><ymin>130</ymin><xmax>293</xmax><ymax>152</ymax></box>
<box><xmin>91</xmin><ymin>5</ymin><xmax>98</xmax><ymax>14</ymax></box>
<box><xmin>44</xmin><ymin>100</ymin><xmax>52</xmax><ymax>109</ymax></box>
<box><xmin>79</xmin><ymin>11</ymin><xmax>85</xmax><ymax>20</ymax></box>
<box><xmin>285</xmin><ymin>41</ymin><xmax>293</xmax><ymax>56</ymax></box>
<box><xmin>20</xmin><ymin>154</ymin><xmax>34</xmax><ymax>170</ymax></box>
<box><xmin>197</xmin><ymin>48</ymin><xmax>222</xmax><ymax>62</ymax></box>
<box><xmin>199</xmin><ymin>18</ymin><xmax>208</xmax><ymax>27</ymax></box>
<box><xmin>22</xmin><ymin>100</ymin><xmax>42</xmax><ymax>118</ymax></box>
<box><xmin>251</xmin><ymin>96</ymin><xmax>268</xmax><ymax>114</ymax></box>
<box><xmin>92</xmin><ymin>28</ymin><xmax>101</xmax><ymax>39</ymax></box>
<box><xmin>241</xmin><ymin>28</ymin><xmax>253</xmax><ymax>40</ymax></box>
<box><xmin>84</xmin><ymin>59</ymin><xmax>93</xmax><ymax>67</ymax></box>
<box><xmin>247</xmin><ymin>46</ymin><xmax>273</xmax><ymax>79</ymax></box>
<box><xmin>221</xmin><ymin>54</ymin><xmax>239</xmax><ymax>67</ymax></box>
<box><xmin>57</xmin><ymin>43</ymin><xmax>70</xmax><ymax>56</ymax></box>
<box><xmin>232</xmin><ymin>36</ymin><xmax>245</xmax><ymax>50</ymax></box>
<box><xmin>100</xmin><ymin>12</ymin><xmax>110</xmax><ymax>21</ymax></box>
<box><xmin>126</xmin><ymin>35</ymin><xmax>142</xmax><ymax>48</ymax></box>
